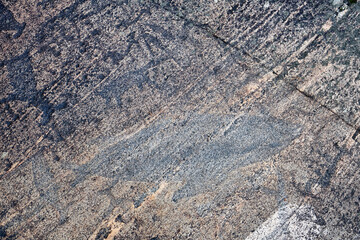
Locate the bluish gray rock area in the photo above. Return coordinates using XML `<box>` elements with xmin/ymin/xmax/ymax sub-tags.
<box><xmin>70</xmin><ymin>114</ymin><xmax>301</xmax><ymax>201</ymax></box>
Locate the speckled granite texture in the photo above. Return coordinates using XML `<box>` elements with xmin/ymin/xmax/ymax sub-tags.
<box><xmin>0</xmin><ymin>0</ymin><xmax>359</xmax><ymax>239</ymax></box>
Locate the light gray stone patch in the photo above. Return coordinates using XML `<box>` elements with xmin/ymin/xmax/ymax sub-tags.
<box><xmin>66</xmin><ymin>113</ymin><xmax>301</xmax><ymax>201</ymax></box>
<box><xmin>246</xmin><ymin>204</ymin><xmax>325</xmax><ymax>240</ymax></box>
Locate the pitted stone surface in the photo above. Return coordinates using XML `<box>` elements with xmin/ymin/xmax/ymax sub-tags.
<box><xmin>0</xmin><ymin>0</ymin><xmax>359</xmax><ymax>239</ymax></box>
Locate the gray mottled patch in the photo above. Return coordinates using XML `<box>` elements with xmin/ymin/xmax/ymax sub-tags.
<box><xmin>31</xmin><ymin>152</ymin><xmax>67</xmax><ymax>222</ymax></box>
<box><xmin>245</xmin><ymin>204</ymin><xmax>325</xmax><ymax>240</ymax></box>
<box><xmin>67</xmin><ymin>113</ymin><xmax>301</xmax><ymax>201</ymax></box>
<box><xmin>0</xmin><ymin>2</ymin><xmax>25</xmax><ymax>38</ymax></box>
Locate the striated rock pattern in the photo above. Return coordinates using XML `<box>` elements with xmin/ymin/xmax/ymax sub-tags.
<box><xmin>0</xmin><ymin>0</ymin><xmax>359</xmax><ymax>239</ymax></box>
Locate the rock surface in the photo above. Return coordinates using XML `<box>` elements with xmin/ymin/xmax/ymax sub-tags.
<box><xmin>0</xmin><ymin>0</ymin><xmax>359</xmax><ymax>239</ymax></box>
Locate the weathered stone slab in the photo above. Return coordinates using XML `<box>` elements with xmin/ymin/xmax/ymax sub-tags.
<box><xmin>283</xmin><ymin>4</ymin><xmax>360</xmax><ymax>128</ymax></box>
<box><xmin>0</xmin><ymin>0</ymin><xmax>359</xmax><ymax>239</ymax></box>
<box><xmin>154</xmin><ymin>0</ymin><xmax>338</xmax><ymax>69</ymax></box>
<box><xmin>0</xmin><ymin>1</ymin><xmax>268</xmax><ymax>239</ymax></box>
<box><xmin>154</xmin><ymin>0</ymin><xmax>360</xmax><ymax>129</ymax></box>
<box><xmin>0</xmin><ymin>0</ymin><xmax>263</xmax><ymax>175</ymax></box>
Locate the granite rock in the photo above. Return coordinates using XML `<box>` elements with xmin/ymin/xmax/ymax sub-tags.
<box><xmin>0</xmin><ymin>0</ymin><xmax>359</xmax><ymax>239</ymax></box>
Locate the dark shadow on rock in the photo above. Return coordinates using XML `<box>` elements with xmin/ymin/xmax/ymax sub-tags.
<box><xmin>0</xmin><ymin>2</ymin><xmax>25</xmax><ymax>38</ymax></box>
<box><xmin>0</xmin><ymin>51</ymin><xmax>66</xmax><ymax>126</ymax></box>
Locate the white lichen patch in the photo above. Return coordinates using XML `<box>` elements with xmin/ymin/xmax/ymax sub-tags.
<box><xmin>246</xmin><ymin>204</ymin><xmax>324</xmax><ymax>240</ymax></box>
<box><xmin>264</xmin><ymin>1</ymin><xmax>270</xmax><ymax>9</ymax></box>
<box><xmin>333</xmin><ymin>0</ymin><xmax>343</xmax><ymax>5</ymax></box>
<box><xmin>1</xmin><ymin>152</ymin><xmax>8</xmax><ymax>159</ymax></box>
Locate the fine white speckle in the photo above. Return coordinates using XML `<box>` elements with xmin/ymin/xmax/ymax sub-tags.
<box><xmin>337</xmin><ymin>9</ymin><xmax>348</xmax><ymax>20</ymax></box>
<box><xmin>333</xmin><ymin>0</ymin><xmax>343</xmax><ymax>5</ymax></box>
<box><xmin>321</xmin><ymin>20</ymin><xmax>333</xmax><ymax>32</ymax></box>
<box><xmin>264</xmin><ymin>1</ymin><xmax>270</xmax><ymax>8</ymax></box>
<box><xmin>1</xmin><ymin>152</ymin><xmax>8</xmax><ymax>159</ymax></box>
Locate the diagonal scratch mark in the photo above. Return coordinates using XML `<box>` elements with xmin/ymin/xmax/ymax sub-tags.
<box><xmin>150</xmin><ymin>0</ymin><xmax>359</xmax><ymax>135</ymax></box>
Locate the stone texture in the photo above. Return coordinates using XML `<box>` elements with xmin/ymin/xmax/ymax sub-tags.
<box><xmin>0</xmin><ymin>0</ymin><xmax>359</xmax><ymax>239</ymax></box>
